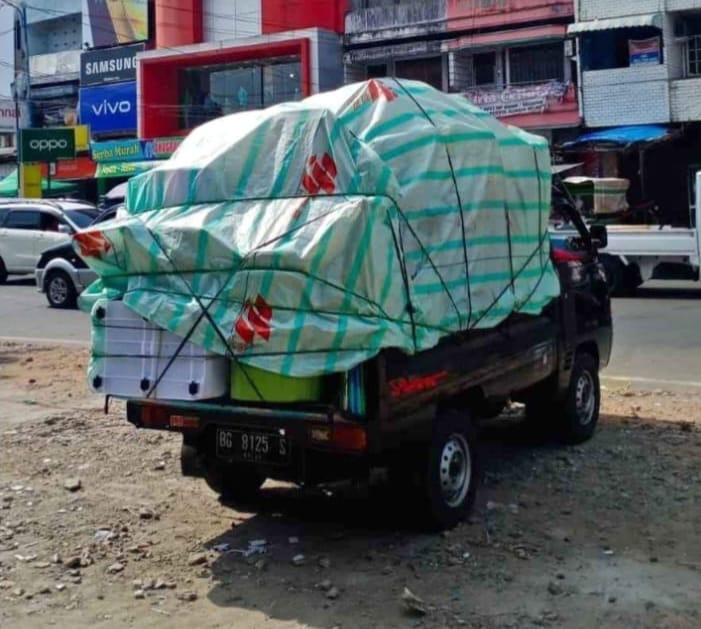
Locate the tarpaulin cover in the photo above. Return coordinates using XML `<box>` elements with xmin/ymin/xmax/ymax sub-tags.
<box><xmin>77</xmin><ymin>79</ymin><xmax>560</xmax><ymax>377</ymax></box>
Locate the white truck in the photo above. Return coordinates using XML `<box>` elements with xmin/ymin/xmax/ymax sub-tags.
<box><xmin>550</xmin><ymin>172</ymin><xmax>701</xmax><ymax>295</ymax></box>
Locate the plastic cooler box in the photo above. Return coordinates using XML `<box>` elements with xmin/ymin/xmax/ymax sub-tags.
<box><xmin>230</xmin><ymin>362</ymin><xmax>322</xmax><ymax>403</ymax></box>
<box><xmin>89</xmin><ymin>300</ymin><xmax>228</xmax><ymax>400</ymax></box>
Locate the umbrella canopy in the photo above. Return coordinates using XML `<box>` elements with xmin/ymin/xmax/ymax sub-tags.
<box><xmin>0</xmin><ymin>169</ymin><xmax>78</xmax><ymax>197</ymax></box>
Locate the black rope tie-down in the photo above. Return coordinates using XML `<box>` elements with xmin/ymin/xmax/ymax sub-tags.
<box><xmin>392</xmin><ymin>77</ymin><xmax>473</xmax><ymax>329</ymax></box>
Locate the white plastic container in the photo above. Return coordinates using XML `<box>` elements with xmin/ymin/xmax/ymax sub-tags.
<box><xmin>89</xmin><ymin>300</ymin><xmax>228</xmax><ymax>400</ymax></box>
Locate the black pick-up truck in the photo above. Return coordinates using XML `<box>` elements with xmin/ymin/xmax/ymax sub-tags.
<box><xmin>125</xmin><ymin>206</ymin><xmax>612</xmax><ymax>530</ymax></box>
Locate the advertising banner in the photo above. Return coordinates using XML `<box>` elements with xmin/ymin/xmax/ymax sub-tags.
<box><xmin>464</xmin><ymin>81</ymin><xmax>569</xmax><ymax>118</ymax></box>
<box><xmin>0</xmin><ymin>100</ymin><xmax>17</xmax><ymax>130</ymax></box>
<box><xmin>19</xmin><ymin>128</ymin><xmax>76</xmax><ymax>162</ymax></box>
<box><xmin>79</xmin><ymin>81</ymin><xmax>137</xmax><ymax>136</ymax></box>
<box><xmin>629</xmin><ymin>37</ymin><xmax>661</xmax><ymax>66</ymax></box>
<box><xmin>82</xmin><ymin>0</ymin><xmax>148</xmax><ymax>48</ymax></box>
<box><xmin>95</xmin><ymin>161</ymin><xmax>155</xmax><ymax>177</ymax></box>
<box><xmin>81</xmin><ymin>43</ymin><xmax>144</xmax><ymax>87</ymax></box>
<box><xmin>91</xmin><ymin>136</ymin><xmax>183</xmax><ymax>162</ymax></box>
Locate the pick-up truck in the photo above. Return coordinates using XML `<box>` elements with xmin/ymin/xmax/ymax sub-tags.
<box><xmin>124</xmin><ymin>203</ymin><xmax>612</xmax><ymax>530</ymax></box>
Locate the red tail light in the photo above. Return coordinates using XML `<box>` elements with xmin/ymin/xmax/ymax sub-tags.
<box><xmin>140</xmin><ymin>404</ymin><xmax>169</xmax><ymax>428</ymax></box>
<box><xmin>308</xmin><ymin>422</ymin><xmax>367</xmax><ymax>452</ymax></box>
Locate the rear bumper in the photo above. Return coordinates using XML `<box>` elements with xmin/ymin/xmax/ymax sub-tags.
<box><xmin>126</xmin><ymin>400</ymin><xmax>371</xmax><ymax>485</ymax></box>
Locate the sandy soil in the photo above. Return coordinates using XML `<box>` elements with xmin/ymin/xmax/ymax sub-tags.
<box><xmin>1</xmin><ymin>342</ymin><xmax>700</xmax><ymax>629</ymax></box>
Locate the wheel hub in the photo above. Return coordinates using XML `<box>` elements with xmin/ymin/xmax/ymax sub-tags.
<box><xmin>575</xmin><ymin>371</ymin><xmax>596</xmax><ymax>425</ymax></box>
<box><xmin>439</xmin><ymin>434</ymin><xmax>471</xmax><ymax>508</ymax></box>
<box><xmin>49</xmin><ymin>276</ymin><xmax>68</xmax><ymax>304</ymax></box>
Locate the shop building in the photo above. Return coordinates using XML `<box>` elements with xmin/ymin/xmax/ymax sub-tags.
<box><xmin>565</xmin><ymin>0</ymin><xmax>701</xmax><ymax>227</ymax></box>
<box><xmin>343</xmin><ymin>0</ymin><xmax>579</xmax><ymax>141</ymax></box>
<box><xmin>138</xmin><ymin>1</ymin><xmax>347</xmax><ymax>139</ymax></box>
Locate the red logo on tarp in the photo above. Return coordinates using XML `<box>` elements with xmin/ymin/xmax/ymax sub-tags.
<box><xmin>73</xmin><ymin>230</ymin><xmax>111</xmax><ymax>259</ymax></box>
<box><xmin>367</xmin><ymin>79</ymin><xmax>397</xmax><ymax>103</ymax></box>
<box><xmin>301</xmin><ymin>153</ymin><xmax>338</xmax><ymax>195</ymax></box>
<box><xmin>233</xmin><ymin>295</ymin><xmax>273</xmax><ymax>346</ymax></box>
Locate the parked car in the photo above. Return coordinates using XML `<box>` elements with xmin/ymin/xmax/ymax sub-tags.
<box><xmin>0</xmin><ymin>198</ymin><xmax>98</xmax><ymax>284</ymax></box>
<box><xmin>35</xmin><ymin>207</ymin><xmax>118</xmax><ymax>308</ymax></box>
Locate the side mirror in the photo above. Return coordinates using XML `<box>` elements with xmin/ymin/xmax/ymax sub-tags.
<box><xmin>58</xmin><ymin>224</ymin><xmax>73</xmax><ymax>235</ymax></box>
<box><xmin>589</xmin><ymin>224</ymin><xmax>608</xmax><ymax>249</ymax></box>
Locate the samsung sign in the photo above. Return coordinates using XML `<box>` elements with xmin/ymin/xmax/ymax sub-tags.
<box><xmin>79</xmin><ymin>81</ymin><xmax>137</xmax><ymax>136</ymax></box>
<box><xmin>80</xmin><ymin>43</ymin><xmax>144</xmax><ymax>87</ymax></box>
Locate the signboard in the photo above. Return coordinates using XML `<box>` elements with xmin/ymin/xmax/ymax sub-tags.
<box><xmin>47</xmin><ymin>156</ymin><xmax>97</xmax><ymax>180</ymax></box>
<box><xmin>629</xmin><ymin>37</ymin><xmax>661</xmax><ymax>66</ymax></box>
<box><xmin>91</xmin><ymin>137</ymin><xmax>183</xmax><ymax>162</ymax></box>
<box><xmin>79</xmin><ymin>81</ymin><xmax>137</xmax><ymax>136</ymax></box>
<box><xmin>73</xmin><ymin>125</ymin><xmax>90</xmax><ymax>151</ymax></box>
<box><xmin>19</xmin><ymin>128</ymin><xmax>76</xmax><ymax>163</ymax></box>
<box><xmin>19</xmin><ymin>163</ymin><xmax>42</xmax><ymax>198</ymax></box>
<box><xmin>0</xmin><ymin>100</ymin><xmax>17</xmax><ymax>130</ymax></box>
<box><xmin>82</xmin><ymin>0</ymin><xmax>148</xmax><ymax>48</ymax></box>
<box><xmin>464</xmin><ymin>81</ymin><xmax>569</xmax><ymax>118</ymax></box>
<box><xmin>81</xmin><ymin>43</ymin><xmax>145</xmax><ymax>87</ymax></box>
<box><xmin>95</xmin><ymin>161</ymin><xmax>155</xmax><ymax>178</ymax></box>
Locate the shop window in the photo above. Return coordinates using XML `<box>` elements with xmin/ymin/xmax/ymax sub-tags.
<box><xmin>581</xmin><ymin>27</ymin><xmax>663</xmax><ymax>71</ymax></box>
<box><xmin>178</xmin><ymin>57</ymin><xmax>302</xmax><ymax>130</ymax></box>
<box><xmin>509</xmin><ymin>43</ymin><xmax>564</xmax><ymax>84</ymax></box>
<box><xmin>676</xmin><ymin>15</ymin><xmax>701</xmax><ymax>77</ymax></box>
<box><xmin>395</xmin><ymin>57</ymin><xmax>442</xmax><ymax>89</ymax></box>
<box><xmin>687</xmin><ymin>37</ymin><xmax>701</xmax><ymax>76</ymax></box>
<box><xmin>473</xmin><ymin>52</ymin><xmax>497</xmax><ymax>86</ymax></box>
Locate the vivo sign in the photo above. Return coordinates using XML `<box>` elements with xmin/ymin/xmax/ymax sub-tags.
<box><xmin>91</xmin><ymin>100</ymin><xmax>132</xmax><ymax>116</ymax></box>
<box><xmin>79</xmin><ymin>81</ymin><xmax>137</xmax><ymax>135</ymax></box>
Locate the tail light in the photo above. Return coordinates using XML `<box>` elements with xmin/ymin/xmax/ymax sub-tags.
<box><xmin>308</xmin><ymin>422</ymin><xmax>367</xmax><ymax>452</ymax></box>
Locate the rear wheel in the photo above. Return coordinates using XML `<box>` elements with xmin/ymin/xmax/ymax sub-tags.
<box><xmin>0</xmin><ymin>257</ymin><xmax>7</xmax><ymax>284</ymax></box>
<box><xmin>45</xmin><ymin>270</ymin><xmax>77</xmax><ymax>309</ymax></box>
<box><xmin>204</xmin><ymin>463</ymin><xmax>265</xmax><ymax>503</ymax></box>
<box><xmin>413</xmin><ymin>410</ymin><xmax>479</xmax><ymax>530</ymax></box>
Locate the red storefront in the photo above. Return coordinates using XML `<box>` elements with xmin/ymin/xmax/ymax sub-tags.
<box><xmin>140</xmin><ymin>1</ymin><xmax>347</xmax><ymax>139</ymax></box>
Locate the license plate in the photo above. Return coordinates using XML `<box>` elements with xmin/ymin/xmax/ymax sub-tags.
<box><xmin>216</xmin><ymin>428</ymin><xmax>289</xmax><ymax>465</ymax></box>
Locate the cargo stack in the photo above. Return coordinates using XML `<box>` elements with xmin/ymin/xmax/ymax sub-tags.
<box><xmin>77</xmin><ymin>79</ymin><xmax>559</xmax><ymax>408</ymax></box>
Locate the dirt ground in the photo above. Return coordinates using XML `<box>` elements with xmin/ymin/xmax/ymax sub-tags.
<box><xmin>1</xmin><ymin>342</ymin><xmax>700</xmax><ymax>629</ymax></box>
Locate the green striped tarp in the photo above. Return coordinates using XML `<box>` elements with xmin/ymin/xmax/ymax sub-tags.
<box><xmin>77</xmin><ymin>79</ymin><xmax>560</xmax><ymax>377</ymax></box>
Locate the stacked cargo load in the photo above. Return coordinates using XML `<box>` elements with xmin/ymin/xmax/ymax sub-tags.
<box><xmin>75</xmin><ymin>79</ymin><xmax>559</xmax><ymax>404</ymax></box>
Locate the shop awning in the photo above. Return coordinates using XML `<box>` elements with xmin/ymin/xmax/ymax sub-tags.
<box><xmin>568</xmin><ymin>14</ymin><xmax>663</xmax><ymax>35</ymax></box>
<box><xmin>560</xmin><ymin>125</ymin><xmax>673</xmax><ymax>149</ymax></box>
<box><xmin>0</xmin><ymin>169</ymin><xmax>77</xmax><ymax>197</ymax></box>
<box><xmin>96</xmin><ymin>161</ymin><xmax>157</xmax><ymax>178</ymax></box>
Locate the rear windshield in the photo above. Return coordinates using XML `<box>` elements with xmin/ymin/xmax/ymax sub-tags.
<box><xmin>66</xmin><ymin>209</ymin><xmax>100</xmax><ymax>229</ymax></box>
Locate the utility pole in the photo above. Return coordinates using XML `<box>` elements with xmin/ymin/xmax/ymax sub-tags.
<box><xmin>3</xmin><ymin>0</ymin><xmax>32</xmax><ymax>194</ymax></box>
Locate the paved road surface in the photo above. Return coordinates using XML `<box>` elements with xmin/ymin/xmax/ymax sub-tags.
<box><xmin>1</xmin><ymin>276</ymin><xmax>700</xmax><ymax>387</ymax></box>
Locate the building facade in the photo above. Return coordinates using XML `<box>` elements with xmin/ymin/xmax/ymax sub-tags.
<box><xmin>344</xmin><ymin>0</ymin><xmax>579</xmax><ymax>141</ymax></box>
<box><xmin>569</xmin><ymin>0</ymin><xmax>701</xmax><ymax>226</ymax></box>
<box><xmin>138</xmin><ymin>0</ymin><xmax>346</xmax><ymax>139</ymax></box>
<box><xmin>572</xmin><ymin>0</ymin><xmax>701</xmax><ymax>127</ymax></box>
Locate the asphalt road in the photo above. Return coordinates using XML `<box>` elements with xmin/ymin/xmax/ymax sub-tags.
<box><xmin>1</xmin><ymin>276</ymin><xmax>700</xmax><ymax>388</ymax></box>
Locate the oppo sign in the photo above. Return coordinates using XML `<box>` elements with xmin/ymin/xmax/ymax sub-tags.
<box><xmin>20</xmin><ymin>129</ymin><xmax>76</xmax><ymax>163</ymax></box>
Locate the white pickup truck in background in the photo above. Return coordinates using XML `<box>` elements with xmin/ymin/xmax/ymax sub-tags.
<box><xmin>551</xmin><ymin>172</ymin><xmax>701</xmax><ymax>295</ymax></box>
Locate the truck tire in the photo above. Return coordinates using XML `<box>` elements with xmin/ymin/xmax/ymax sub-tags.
<box><xmin>204</xmin><ymin>463</ymin><xmax>265</xmax><ymax>503</ymax></box>
<box><xmin>525</xmin><ymin>353</ymin><xmax>600</xmax><ymax>444</ymax></box>
<box><xmin>415</xmin><ymin>410</ymin><xmax>479</xmax><ymax>530</ymax></box>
